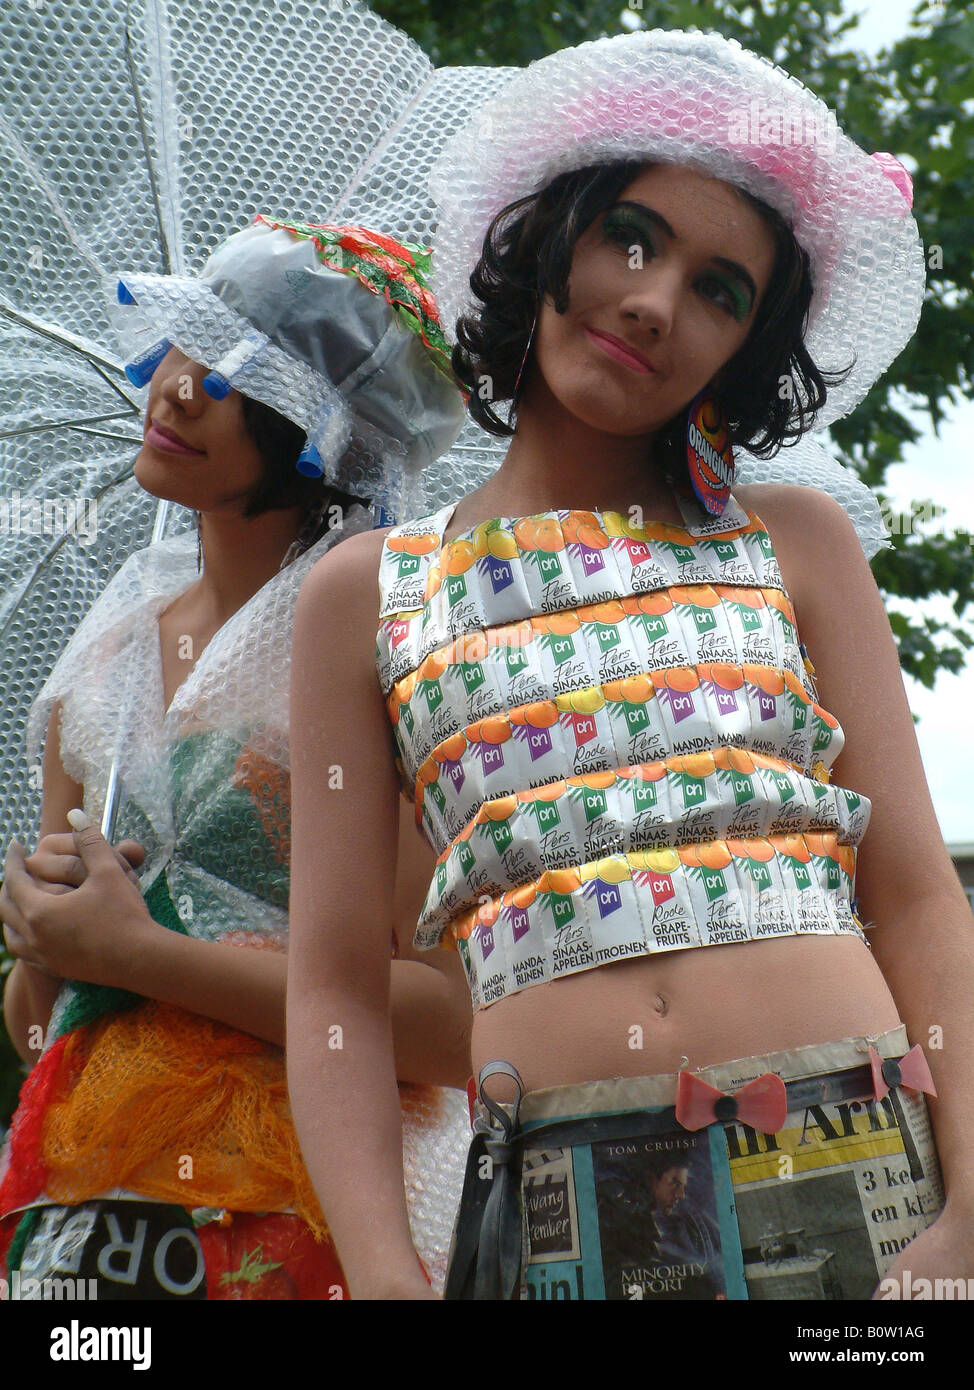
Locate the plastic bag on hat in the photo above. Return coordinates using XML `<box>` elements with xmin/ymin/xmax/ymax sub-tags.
<box><xmin>116</xmin><ymin>217</ymin><xmax>466</xmax><ymax>519</ymax></box>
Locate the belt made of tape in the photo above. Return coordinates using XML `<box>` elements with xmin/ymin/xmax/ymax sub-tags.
<box><xmin>444</xmin><ymin>1057</ymin><xmax>891</xmax><ymax>1301</ymax></box>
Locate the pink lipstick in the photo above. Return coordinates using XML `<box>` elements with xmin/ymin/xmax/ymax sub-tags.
<box><xmin>583</xmin><ymin>327</ymin><xmax>657</xmax><ymax>375</ymax></box>
<box><xmin>145</xmin><ymin>421</ymin><xmax>205</xmax><ymax>456</ymax></box>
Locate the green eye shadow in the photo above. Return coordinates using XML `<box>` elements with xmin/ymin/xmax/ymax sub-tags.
<box><xmin>709</xmin><ymin>275</ymin><xmax>752</xmax><ymax>322</ymax></box>
<box><xmin>603</xmin><ymin>201</ymin><xmax>755</xmax><ymax>321</ymax></box>
<box><xmin>603</xmin><ymin>206</ymin><xmax>657</xmax><ymax>247</ymax></box>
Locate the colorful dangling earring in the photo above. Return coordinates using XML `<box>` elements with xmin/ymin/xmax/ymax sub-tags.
<box><xmin>685</xmin><ymin>386</ymin><xmax>735</xmax><ymax>516</ymax></box>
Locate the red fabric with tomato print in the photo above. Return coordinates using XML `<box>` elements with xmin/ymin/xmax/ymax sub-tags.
<box><xmin>199</xmin><ymin>1211</ymin><xmax>349</xmax><ymax>1300</ymax></box>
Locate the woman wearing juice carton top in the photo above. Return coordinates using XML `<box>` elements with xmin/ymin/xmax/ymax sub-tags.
<box><xmin>287</xmin><ymin>31</ymin><xmax>974</xmax><ymax>1300</ymax></box>
<box><xmin>0</xmin><ymin>217</ymin><xmax>471</xmax><ymax>1298</ymax></box>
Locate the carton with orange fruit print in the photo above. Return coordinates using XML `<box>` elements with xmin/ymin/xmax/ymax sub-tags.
<box><xmin>529</xmin><ymin>612</ymin><xmax>592</xmax><ymax>695</ymax></box>
<box><xmin>469</xmin><ymin>518</ymin><xmax>519</xmax><ymax>597</ymax></box>
<box><xmin>487</xmin><ymin>794</ymin><xmax>546</xmax><ymax>879</ymax></box>
<box><xmin>653</xmin><ymin>665</ymin><xmax>701</xmax><ymax>729</ymax></box>
<box><xmin>583</xmin><ymin>603</ymin><xmax>647</xmax><ymax>683</ymax></box>
<box><xmin>375</xmin><ymin>488</ymin><xmax>875</xmax><ymax>1014</ymax></box>
<box><xmin>716</xmin><ymin>584</ymin><xmax>767</xmax><ymax>637</ymax></box>
<box><xmin>558</xmin><ymin>510</ymin><xmax>614</xmax><ymax>580</ymax></box>
<box><xmin>564</xmin><ymin>768</ymin><xmax>618</xmax><ymax>840</ymax></box>
<box><xmin>439</xmin><ymin>535</ymin><xmax>480</xmax><ymax>610</ymax></box>
<box><xmin>666</xmin><ymin>584</ymin><xmax>729</xmax><ymax>648</ymax></box>
<box><xmin>385</xmin><ymin>529</ymin><xmax>439</xmax><ymax>578</ymax></box>
<box><xmin>654</xmin><ymin>536</ymin><xmax>715</xmax><ymax>585</ymax></box>
<box><xmin>509</xmin><ymin>700</ymin><xmax>562</xmax><ymax>774</ymax></box>
<box><xmin>602</xmin><ymin>511</ymin><xmax>669</xmax><ymax>581</ymax></box>
<box><xmin>512</xmin><ymin>514</ymin><xmax>569</xmax><ymax>585</ymax></box>
<box><xmin>630</xmin><ymin>848</ymin><xmax>702</xmax><ymax>948</ymax></box>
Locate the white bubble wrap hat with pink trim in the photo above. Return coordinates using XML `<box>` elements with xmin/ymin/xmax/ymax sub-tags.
<box><xmin>428</xmin><ymin>28</ymin><xmax>924</xmax><ymax>554</ymax></box>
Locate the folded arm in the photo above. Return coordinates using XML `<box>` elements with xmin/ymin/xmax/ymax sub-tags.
<box><xmin>4</xmin><ymin>698</ymin><xmax>471</xmax><ymax>1078</ymax></box>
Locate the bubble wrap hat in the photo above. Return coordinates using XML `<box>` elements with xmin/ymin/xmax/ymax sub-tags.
<box><xmin>116</xmin><ymin>217</ymin><xmax>466</xmax><ymax>509</ymax></box>
<box><xmin>429</xmin><ymin>29</ymin><xmax>924</xmax><ymax>552</ymax></box>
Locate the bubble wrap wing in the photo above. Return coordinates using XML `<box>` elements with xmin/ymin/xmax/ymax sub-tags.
<box><xmin>1</xmin><ymin>0</ymin><xmax>504</xmax><ymax>1280</ymax></box>
<box><xmin>0</xmin><ymin>0</ymin><xmax>513</xmax><ymax>854</ymax></box>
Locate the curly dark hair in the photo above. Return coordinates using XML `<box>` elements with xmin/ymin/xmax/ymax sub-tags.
<box><xmin>452</xmin><ymin>160</ymin><xmax>851</xmax><ymax>470</ymax></box>
<box><xmin>239</xmin><ymin>394</ymin><xmax>364</xmax><ymax>554</ymax></box>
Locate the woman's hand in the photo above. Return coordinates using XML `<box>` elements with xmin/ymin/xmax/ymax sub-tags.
<box><xmin>874</xmin><ymin>1200</ymin><xmax>974</xmax><ymax>1298</ymax></box>
<box><xmin>23</xmin><ymin>831</ymin><xmax>145</xmax><ymax>893</ymax></box>
<box><xmin>2</xmin><ymin>818</ymin><xmax>158</xmax><ymax>989</ymax></box>
<box><xmin>2</xmin><ymin>830</ymin><xmax>146</xmax><ymax>981</ymax></box>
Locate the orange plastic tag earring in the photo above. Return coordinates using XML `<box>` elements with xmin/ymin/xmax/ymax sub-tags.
<box><xmin>686</xmin><ymin>387</ymin><xmax>735</xmax><ymax>515</ymax></box>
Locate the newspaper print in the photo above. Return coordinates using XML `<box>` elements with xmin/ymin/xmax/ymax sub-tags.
<box><xmin>520</xmin><ymin>1121</ymin><xmax>746</xmax><ymax>1301</ymax></box>
<box><xmin>727</xmin><ymin>1088</ymin><xmax>944</xmax><ymax>1300</ymax></box>
<box><xmin>512</xmin><ymin>1083</ymin><xmax>943</xmax><ymax>1301</ymax></box>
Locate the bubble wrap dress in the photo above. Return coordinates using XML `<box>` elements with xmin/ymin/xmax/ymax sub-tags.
<box><xmin>376</xmin><ymin>492</ymin><xmax>871</xmax><ymax>1011</ymax></box>
<box><xmin>0</xmin><ymin>511</ymin><xmax>468</xmax><ymax>1296</ymax></box>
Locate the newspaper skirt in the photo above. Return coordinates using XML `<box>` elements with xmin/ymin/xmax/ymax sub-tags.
<box><xmin>445</xmin><ymin>1026</ymin><xmax>944</xmax><ymax>1300</ymax></box>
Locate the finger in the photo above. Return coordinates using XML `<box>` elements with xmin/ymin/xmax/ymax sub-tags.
<box><xmin>1</xmin><ymin>846</ymin><xmax>63</xmax><ymax>932</ymax></box>
<box><xmin>36</xmin><ymin>833</ymin><xmax>80</xmax><ymax>857</ymax></box>
<box><xmin>24</xmin><ymin>850</ymin><xmax>85</xmax><ymax>889</ymax></box>
<box><xmin>3</xmin><ymin>840</ymin><xmax>40</xmax><ymax>908</ymax></box>
<box><xmin>0</xmin><ymin>882</ymin><xmax>32</xmax><ymax>938</ymax></box>
<box><xmin>2</xmin><ymin>922</ymin><xmax>58</xmax><ymax>977</ymax></box>
<box><xmin>2</xmin><ymin>921</ymin><xmax>31</xmax><ymax>958</ymax></box>
<box><xmin>69</xmin><ymin>811</ymin><xmax>127</xmax><ymax>878</ymax></box>
<box><xmin>116</xmin><ymin>840</ymin><xmax>146</xmax><ymax>868</ymax></box>
<box><xmin>117</xmin><ymin>857</ymin><xmax>143</xmax><ymax>890</ymax></box>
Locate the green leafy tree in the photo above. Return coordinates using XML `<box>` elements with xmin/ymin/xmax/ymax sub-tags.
<box><xmin>375</xmin><ymin>0</ymin><xmax>974</xmax><ymax>686</ymax></box>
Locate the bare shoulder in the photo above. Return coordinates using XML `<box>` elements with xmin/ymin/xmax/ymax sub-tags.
<box><xmin>733</xmin><ymin>482</ymin><xmax>860</xmax><ymax>546</ymax></box>
<box><xmin>297</xmin><ymin>524</ymin><xmax>391</xmax><ymax>631</ymax></box>
<box><xmin>732</xmin><ymin>483</ymin><xmax>873</xmax><ymax>611</ymax></box>
<box><xmin>304</xmin><ymin>523</ymin><xmax>391</xmax><ymax>589</ymax></box>
<box><xmin>291</xmin><ymin>522</ymin><xmax>395</xmax><ymax>747</ymax></box>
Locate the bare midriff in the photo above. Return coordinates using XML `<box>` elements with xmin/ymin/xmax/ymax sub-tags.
<box><xmin>471</xmin><ymin>932</ymin><xmax>901</xmax><ymax>1093</ymax></box>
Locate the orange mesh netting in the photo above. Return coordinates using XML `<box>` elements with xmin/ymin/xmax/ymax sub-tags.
<box><xmin>34</xmin><ymin>998</ymin><xmax>447</xmax><ymax>1242</ymax></box>
<box><xmin>37</xmin><ymin>1000</ymin><xmax>331</xmax><ymax>1237</ymax></box>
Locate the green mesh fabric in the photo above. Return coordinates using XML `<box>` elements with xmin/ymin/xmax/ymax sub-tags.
<box><xmin>5</xmin><ymin>1204</ymin><xmax>41</xmax><ymax>1274</ymax></box>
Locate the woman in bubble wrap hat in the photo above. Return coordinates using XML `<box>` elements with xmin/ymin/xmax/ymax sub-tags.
<box><xmin>0</xmin><ymin>217</ymin><xmax>471</xmax><ymax>1299</ymax></box>
<box><xmin>287</xmin><ymin>30</ymin><xmax>974</xmax><ymax>1301</ymax></box>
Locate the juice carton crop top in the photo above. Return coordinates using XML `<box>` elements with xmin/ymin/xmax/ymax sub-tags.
<box><xmin>375</xmin><ymin>493</ymin><xmax>869</xmax><ymax>1010</ymax></box>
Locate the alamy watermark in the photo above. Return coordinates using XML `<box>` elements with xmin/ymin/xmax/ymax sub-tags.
<box><xmin>49</xmin><ymin>1319</ymin><xmax>151</xmax><ymax>1370</ymax></box>
<box><xmin>0</xmin><ymin>491</ymin><xmax>97</xmax><ymax>547</ymax></box>
<box><xmin>2</xmin><ymin>1270</ymin><xmax>98</xmax><ymax>1300</ymax></box>
<box><xmin>881</xmin><ymin>498</ymin><xmax>972</xmax><ymax>546</ymax></box>
<box><xmin>879</xmin><ymin>1270</ymin><xmax>974</xmax><ymax>1299</ymax></box>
